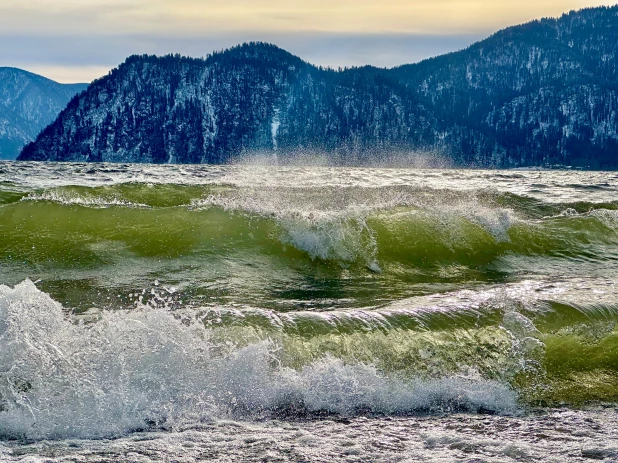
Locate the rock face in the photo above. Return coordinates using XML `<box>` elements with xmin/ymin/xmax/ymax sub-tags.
<box><xmin>18</xmin><ymin>6</ymin><xmax>618</xmax><ymax>168</ymax></box>
<box><xmin>0</xmin><ymin>68</ymin><xmax>87</xmax><ymax>160</ymax></box>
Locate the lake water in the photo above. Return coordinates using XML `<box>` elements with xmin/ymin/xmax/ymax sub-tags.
<box><xmin>1</xmin><ymin>162</ymin><xmax>617</xmax><ymax>461</ymax></box>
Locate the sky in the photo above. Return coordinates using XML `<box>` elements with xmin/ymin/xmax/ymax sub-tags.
<box><xmin>0</xmin><ymin>0</ymin><xmax>615</xmax><ymax>83</ymax></box>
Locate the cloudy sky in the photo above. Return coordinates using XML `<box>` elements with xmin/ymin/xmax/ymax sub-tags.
<box><xmin>0</xmin><ymin>0</ymin><xmax>614</xmax><ymax>82</ymax></box>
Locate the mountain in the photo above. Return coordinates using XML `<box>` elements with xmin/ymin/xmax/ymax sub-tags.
<box><xmin>0</xmin><ymin>68</ymin><xmax>88</xmax><ymax>160</ymax></box>
<box><xmin>18</xmin><ymin>47</ymin><xmax>435</xmax><ymax>165</ymax></box>
<box><xmin>390</xmin><ymin>6</ymin><xmax>618</xmax><ymax>168</ymax></box>
<box><xmin>18</xmin><ymin>6</ymin><xmax>618</xmax><ymax>168</ymax></box>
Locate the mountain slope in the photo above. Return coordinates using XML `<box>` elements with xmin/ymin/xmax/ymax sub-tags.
<box><xmin>389</xmin><ymin>6</ymin><xmax>618</xmax><ymax>167</ymax></box>
<box><xmin>18</xmin><ymin>45</ymin><xmax>442</xmax><ymax>164</ymax></box>
<box><xmin>18</xmin><ymin>6</ymin><xmax>618</xmax><ymax>167</ymax></box>
<box><xmin>0</xmin><ymin>68</ymin><xmax>88</xmax><ymax>160</ymax></box>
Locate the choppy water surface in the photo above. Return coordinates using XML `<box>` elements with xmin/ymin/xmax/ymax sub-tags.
<box><xmin>1</xmin><ymin>161</ymin><xmax>618</xmax><ymax>461</ymax></box>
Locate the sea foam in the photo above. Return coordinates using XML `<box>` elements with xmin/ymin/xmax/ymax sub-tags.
<box><xmin>0</xmin><ymin>280</ymin><xmax>518</xmax><ymax>440</ymax></box>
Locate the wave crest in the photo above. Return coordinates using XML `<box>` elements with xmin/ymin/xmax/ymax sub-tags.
<box><xmin>0</xmin><ymin>280</ymin><xmax>518</xmax><ymax>440</ymax></box>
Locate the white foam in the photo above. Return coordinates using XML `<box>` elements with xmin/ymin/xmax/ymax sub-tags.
<box><xmin>23</xmin><ymin>189</ymin><xmax>150</xmax><ymax>208</ymax></box>
<box><xmin>0</xmin><ymin>281</ymin><xmax>518</xmax><ymax>440</ymax></box>
<box><xmin>281</xmin><ymin>216</ymin><xmax>379</xmax><ymax>266</ymax></box>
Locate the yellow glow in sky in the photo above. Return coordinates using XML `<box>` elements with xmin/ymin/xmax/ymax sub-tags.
<box><xmin>164</xmin><ymin>0</ymin><xmax>614</xmax><ymax>34</ymax></box>
<box><xmin>0</xmin><ymin>0</ymin><xmax>615</xmax><ymax>82</ymax></box>
<box><xmin>0</xmin><ymin>0</ymin><xmax>614</xmax><ymax>35</ymax></box>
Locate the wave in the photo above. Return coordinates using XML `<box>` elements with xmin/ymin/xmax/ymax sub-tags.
<box><xmin>3</xmin><ymin>165</ymin><xmax>618</xmax><ymax>442</ymax></box>
<box><xmin>1</xmin><ymin>280</ymin><xmax>618</xmax><ymax>439</ymax></box>
<box><xmin>0</xmin><ymin>183</ymin><xmax>28</xmax><ymax>206</ymax></box>
<box><xmin>2</xmin><ymin>183</ymin><xmax>618</xmax><ymax>311</ymax></box>
<box><xmin>3</xmin><ymin>185</ymin><xmax>618</xmax><ymax>266</ymax></box>
<box><xmin>0</xmin><ymin>280</ymin><xmax>518</xmax><ymax>440</ymax></box>
<box><xmin>4</xmin><ymin>181</ymin><xmax>616</xmax><ymax>212</ymax></box>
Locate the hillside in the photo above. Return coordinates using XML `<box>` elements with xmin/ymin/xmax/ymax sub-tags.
<box><xmin>0</xmin><ymin>68</ymin><xmax>87</xmax><ymax>160</ymax></box>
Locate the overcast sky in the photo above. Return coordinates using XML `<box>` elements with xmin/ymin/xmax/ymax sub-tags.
<box><xmin>0</xmin><ymin>0</ymin><xmax>614</xmax><ymax>82</ymax></box>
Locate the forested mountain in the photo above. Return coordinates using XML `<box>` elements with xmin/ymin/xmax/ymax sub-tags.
<box><xmin>391</xmin><ymin>6</ymin><xmax>618</xmax><ymax>167</ymax></box>
<box><xmin>0</xmin><ymin>68</ymin><xmax>87</xmax><ymax>160</ymax></box>
<box><xmin>18</xmin><ymin>6</ymin><xmax>618</xmax><ymax>167</ymax></box>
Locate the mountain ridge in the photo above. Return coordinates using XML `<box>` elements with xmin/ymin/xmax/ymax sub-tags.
<box><xmin>18</xmin><ymin>6</ymin><xmax>618</xmax><ymax>167</ymax></box>
<box><xmin>0</xmin><ymin>68</ymin><xmax>88</xmax><ymax>160</ymax></box>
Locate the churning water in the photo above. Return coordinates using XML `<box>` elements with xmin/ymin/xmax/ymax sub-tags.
<box><xmin>1</xmin><ymin>162</ymin><xmax>618</xmax><ymax>461</ymax></box>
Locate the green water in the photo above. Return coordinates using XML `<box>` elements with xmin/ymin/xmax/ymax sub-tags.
<box><xmin>2</xmin><ymin>183</ymin><xmax>618</xmax><ymax>310</ymax></box>
<box><xmin>1</xmin><ymin>162</ymin><xmax>618</xmax><ymax>423</ymax></box>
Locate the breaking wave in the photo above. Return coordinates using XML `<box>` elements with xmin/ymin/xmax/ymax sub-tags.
<box><xmin>3</xmin><ymin>184</ymin><xmax>618</xmax><ymax>269</ymax></box>
<box><xmin>0</xmin><ymin>280</ymin><xmax>518</xmax><ymax>440</ymax></box>
<box><xmin>1</xmin><ymin>279</ymin><xmax>617</xmax><ymax>440</ymax></box>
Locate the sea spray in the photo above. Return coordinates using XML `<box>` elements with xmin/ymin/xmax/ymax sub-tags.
<box><xmin>0</xmin><ymin>280</ymin><xmax>522</xmax><ymax>440</ymax></box>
